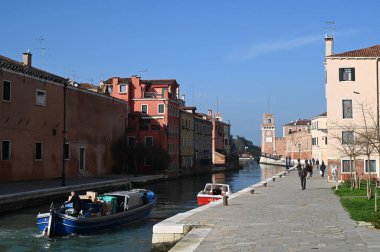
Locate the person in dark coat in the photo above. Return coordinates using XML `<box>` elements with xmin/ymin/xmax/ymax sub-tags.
<box><xmin>64</xmin><ymin>191</ymin><xmax>83</xmax><ymax>216</ymax></box>
<box><xmin>297</xmin><ymin>161</ymin><xmax>307</xmax><ymax>190</ymax></box>
<box><xmin>320</xmin><ymin>161</ymin><xmax>326</xmax><ymax>177</ymax></box>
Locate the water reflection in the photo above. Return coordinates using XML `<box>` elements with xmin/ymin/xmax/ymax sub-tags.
<box><xmin>0</xmin><ymin>161</ymin><xmax>284</xmax><ymax>252</ymax></box>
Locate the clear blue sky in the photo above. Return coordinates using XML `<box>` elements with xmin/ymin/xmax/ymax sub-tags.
<box><xmin>2</xmin><ymin>1</ymin><xmax>380</xmax><ymax>145</ymax></box>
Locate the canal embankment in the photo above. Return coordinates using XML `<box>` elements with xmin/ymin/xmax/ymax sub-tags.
<box><xmin>152</xmin><ymin>168</ymin><xmax>380</xmax><ymax>252</ymax></box>
<box><xmin>0</xmin><ymin>175</ymin><xmax>166</xmax><ymax>214</ymax></box>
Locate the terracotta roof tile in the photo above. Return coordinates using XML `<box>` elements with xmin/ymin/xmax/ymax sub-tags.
<box><xmin>333</xmin><ymin>45</ymin><xmax>380</xmax><ymax>57</ymax></box>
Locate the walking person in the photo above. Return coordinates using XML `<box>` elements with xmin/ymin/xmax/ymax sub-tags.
<box><xmin>320</xmin><ymin>161</ymin><xmax>326</xmax><ymax>177</ymax></box>
<box><xmin>305</xmin><ymin>160</ymin><xmax>313</xmax><ymax>178</ymax></box>
<box><xmin>316</xmin><ymin>159</ymin><xmax>320</xmax><ymax>170</ymax></box>
<box><xmin>298</xmin><ymin>160</ymin><xmax>308</xmax><ymax>190</ymax></box>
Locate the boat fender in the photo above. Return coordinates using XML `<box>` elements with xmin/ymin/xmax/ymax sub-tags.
<box><xmin>142</xmin><ymin>192</ymin><xmax>148</xmax><ymax>204</ymax></box>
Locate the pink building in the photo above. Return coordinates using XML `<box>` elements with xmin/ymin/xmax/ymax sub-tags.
<box><xmin>102</xmin><ymin>76</ymin><xmax>180</xmax><ymax>174</ymax></box>
<box><xmin>0</xmin><ymin>53</ymin><xmax>128</xmax><ymax>183</ymax></box>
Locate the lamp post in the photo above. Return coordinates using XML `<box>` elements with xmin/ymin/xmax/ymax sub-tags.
<box><xmin>298</xmin><ymin>143</ymin><xmax>301</xmax><ymax>161</ymax></box>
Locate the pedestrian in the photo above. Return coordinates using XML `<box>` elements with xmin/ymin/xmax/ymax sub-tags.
<box><xmin>63</xmin><ymin>191</ymin><xmax>83</xmax><ymax>216</ymax></box>
<box><xmin>298</xmin><ymin>161</ymin><xmax>308</xmax><ymax>190</ymax></box>
<box><xmin>312</xmin><ymin>157</ymin><xmax>315</xmax><ymax>166</ymax></box>
<box><xmin>316</xmin><ymin>159</ymin><xmax>320</xmax><ymax>170</ymax></box>
<box><xmin>320</xmin><ymin>161</ymin><xmax>326</xmax><ymax>177</ymax></box>
<box><xmin>305</xmin><ymin>160</ymin><xmax>313</xmax><ymax>178</ymax></box>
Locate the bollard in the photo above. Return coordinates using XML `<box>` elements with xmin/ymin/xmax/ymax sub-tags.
<box><xmin>263</xmin><ymin>182</ymin><xmax>267</xmax><ymax>187</ymax></box>
<box><xmin>223</xmin><ymin>195</ymin><xmax>228</xmax><ymax>206</ymax></box>
<box><xmin>272</xmin><ymin>177</ymin><xmax>276</xmax><ymax>182</ymax></box>
<box><xmin>250</xmin><ymin>189</ymin><xmax>255</xmax><ymax>194</ymax></box>
<box><xmin>279</xmin><ymin>174</ymin><xmax>282</xmax><ymax>178</ymax></box>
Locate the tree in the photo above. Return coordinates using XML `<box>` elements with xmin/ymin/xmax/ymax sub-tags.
<box><xmin>330</xmin><ymin>122</ymin><xmax>362</xmax><ymax>190</ymax></box>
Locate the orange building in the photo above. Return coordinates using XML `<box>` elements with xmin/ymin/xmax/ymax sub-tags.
<box><xmin>0</xmin><ymin>53</ymin><xmax>128</xmax><ymax>183</ymax></box>
<box><xmin>102</xmin><ymin>76</ymin><xmax>180</xmax><ymax>175</ymax></box>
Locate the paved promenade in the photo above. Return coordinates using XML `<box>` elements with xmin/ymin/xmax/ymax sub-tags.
<box><xmin>170</xmin><ymin>170</ymin><xmax>380</xmax><ymax>252</ymax></box>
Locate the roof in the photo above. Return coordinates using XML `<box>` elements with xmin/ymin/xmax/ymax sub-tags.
<box><xmin>0</xmin><ymin>54</ymin><xmax>68</xmax><ymax>85</ymax></box>
<box><xmin>102</xmin><ymin>77</ymin><xmax>178</xmax><ymax>86</ymax></box>
<box><xmin>284</xmin><ymin>119</ymin><xmax>311</xmax><ymax>126</ymax></box>
<box><xmin>332</xmin><ymin>45</ymin><xmax>380</xmax><ymax>57</ymax></box>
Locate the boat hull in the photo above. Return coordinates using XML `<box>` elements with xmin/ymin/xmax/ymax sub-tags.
<box><xmin>197</xmin><ymin>195</ymin><xmax>222</xmax><ymax>206</ymax></box>
<box><xmin>36</xmin><ymin>199</ymin><xmax>156</xmax><ymax>236</ymax></box>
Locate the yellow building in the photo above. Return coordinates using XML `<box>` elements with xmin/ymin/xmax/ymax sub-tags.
<box><xmin>180</xmin><ymin>107</ymin><xmax>195</xmax><ymax>174</ymax></box>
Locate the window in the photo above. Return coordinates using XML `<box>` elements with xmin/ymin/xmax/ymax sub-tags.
<box><xmin>342</xmin><ymin>100</ymin><xmax>352</xmax><ymax>118</ymax></box>
<box><xmin>266</xmin><ymin>118</ymin><xmax>271</xmax><ymax>124</ymax></box>
<box><xmin>36</xmin><ymin>89</ymin><xmax>46</xmax><ymax>106</ymax></box>
<box><xmin>2</xmin><ymin>81</ymin><xmax>11</xmax><ymax>101</ymax></box>
<box><xmin>365</xmin><ymin>160</ymin><xmax>377</xmax><ymax>173</ymax></box>
<box><xmin>158</xmin><ymin>104</ymin><xmax>164</xmax><ymax>114</ymax></box>
<box><xmin>141</xmin><ymin>104</ymin><xmax>148</xmax><ymax>114</ymax></box>
<box><xmin>145</xmin><ymin>136</ymin><xmax>153</xmax><ymax>147</ymax></box>
<box><xmin>140</xmin><ymin>119</ymin><xmax>150</xmax><ymax>130</ymax></box>
<box><xmin>325</xmin><ymin>137</ymin><xmax>328</xmax><ymax>145</ymax></box>
<box><xmin>118</xmin><ymin>83</ymin><xmax>127</xmax><ymax>93</ymax></box>
<box><xmin>128</xmin><ymin>137</ymin><xmax>136</xmax><ymax>147</ymax></box>
<box><xmin>1</xmin><ymin>140</ymin><xmax>11</xmax><ymax>160</ymax></box>
<box><xmin>151</xmin><ymin>124</ymin><xmax>160</xmax><ymax>130</ymax></box>
<box><xmin>342</xmin><ymin>131</ymin><xmax>354</xmax><ymax>145</ymax></box>
<box><xmin>342</xmin><ymin>160</ymin><xmax>355</xmax><ymax>173</ymax></box>
<box><xmin>339</xmin><ymin>68</ymin><xmax>355</xmax><ymax>81</ymax></box>
<box><xmin>64</xmin><ymin>143</ymin><xmax>70</xmax><ymax>160</ymax></box>
<box><xmin>144</xmin><ymin>157</ymin><xmax>153</xmax><ymax>166</ymax></box>
<box><xmin>35</xmin><ymin>142</ymin><xmax>42</xmax><ymax>160</ymax></box>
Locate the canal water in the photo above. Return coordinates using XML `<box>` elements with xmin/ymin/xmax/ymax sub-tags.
<box><xmin>0</xmin><ymin>162</ymin><xmax>284</xmax><ymax>252</ymax></box>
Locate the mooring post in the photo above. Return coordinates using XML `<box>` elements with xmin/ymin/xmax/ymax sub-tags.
<box><xmin>223</xmin><ymin>195</ymin><xmax>228</xmax><ymax>206</ymax></box>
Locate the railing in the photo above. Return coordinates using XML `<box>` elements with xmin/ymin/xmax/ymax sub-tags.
<box><xmin>261</xmin><ymin>152</ymin><xmax>281</xmax><ymax>160</ymax></box>
<box><xmin>144</xmin><ymin>92</ymin><xmax>163</xmax><ymax>98</ymax></box>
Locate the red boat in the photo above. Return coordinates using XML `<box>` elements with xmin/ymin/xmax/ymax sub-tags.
<box><xmin>197</xmin><ymin>183</ymin><xmax>231</xmax><ymax>206</ymax></box>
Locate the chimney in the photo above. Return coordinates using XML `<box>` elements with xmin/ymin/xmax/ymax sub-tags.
<box><xmin>325</xmin><ymin>35</ymin><xmax>334</xmax><ymax>57</ymax></box>
<box><xmin>23</xmin><ymin>50</ymin><xmax>32</xmax><ymax>67</ymax></box>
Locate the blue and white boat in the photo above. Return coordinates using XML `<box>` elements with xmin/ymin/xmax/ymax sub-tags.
<box><xmin>36</xmin><ymin>189</ymin><xmax>157</xmax><ymax>237</ymax></box>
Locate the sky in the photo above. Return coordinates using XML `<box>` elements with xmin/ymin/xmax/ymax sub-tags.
<box><xmin>2</xmin><ymin>0</ymin><xmax>380</xmax><ymax>145</ymax></box>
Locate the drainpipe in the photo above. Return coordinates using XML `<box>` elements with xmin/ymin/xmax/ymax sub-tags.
<box><xmin>61</xmin><ymin>81</ymin><xmax>68</xmax><ymax>186</ymax></box>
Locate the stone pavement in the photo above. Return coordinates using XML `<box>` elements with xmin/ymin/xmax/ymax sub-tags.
<box><xmin>170</xmin><ymin>170</ymin><xmax>380</xmax><ymax>252</ymax></box>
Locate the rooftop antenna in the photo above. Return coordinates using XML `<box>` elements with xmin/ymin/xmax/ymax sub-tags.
<box><xmin>36</xmin><ymin>36</ymin><xmax>46</xmax><ymax>69</ymax></box>
<box><xmin>325</xmin><ymin>21</ymin><xmax>335</xmax><ymax>37</ymax></box>
<box><xmin>216</xmin><ymin>96</ymin><xmax>219</xmax><ymax>113</ymax></box>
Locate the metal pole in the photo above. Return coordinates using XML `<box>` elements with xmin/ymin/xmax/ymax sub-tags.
<box><xmin>61</xmin><ymin>81</ymin><xmax>67</xmax><ymax>186</ymax></box>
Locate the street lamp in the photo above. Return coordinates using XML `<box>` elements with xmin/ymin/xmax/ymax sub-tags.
<box><xmin>298</xmin><ymin>143</ymin><xmax>301</xmax><ymax>161</ymax></box>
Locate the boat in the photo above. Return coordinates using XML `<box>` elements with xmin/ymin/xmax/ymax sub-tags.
<box><xmin>36</xmin><ymin>189</ymin><xmax>157</xmax><ymax>237</ymax></box>
<box><xmin>197</xmin><ymin>183</ymin><xmax>231</xmax><ymax>206</ymax></box>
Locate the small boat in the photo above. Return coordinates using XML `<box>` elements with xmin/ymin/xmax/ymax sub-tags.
<box><xmin>197</xmin><ymin>183</ymin><xmax>231</xmax><ymax>206</ymax></box>
<box><xmin>36</xmin><ymin>189</ymin><xmax>156</xmax><ymax>237</ymax></box>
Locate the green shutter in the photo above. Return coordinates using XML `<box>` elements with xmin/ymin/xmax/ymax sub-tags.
<box><xmin>351</xmin><ymin>68</ymin><xmax>355</xmax><ymax>81</ymax></box>
<box><xmin>339</xmin><ymin>68</ymin><xmax>343</xmax><ymax>81</ymax></box>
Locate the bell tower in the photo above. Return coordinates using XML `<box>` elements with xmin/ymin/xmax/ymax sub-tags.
<box><xmin>261</xmin><ymin>113</ymin><xmax>276</xmax><ymax>154</ymax></box>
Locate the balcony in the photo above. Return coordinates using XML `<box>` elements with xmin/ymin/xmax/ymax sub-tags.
<box><xmin>144</xmin><ymin>92</ymin><xmax>163</xmax><ymax>98</ymax></box>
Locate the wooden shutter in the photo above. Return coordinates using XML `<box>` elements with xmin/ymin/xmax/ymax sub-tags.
<box><xmin>351</xmin><ymin>68</ymin><xmax>355</xmax><ymax>81</ymax></box>
<box><xmin>339</xmin><ymin>68</ymin><xmax>343</xmax><ymax>81</ymax></box>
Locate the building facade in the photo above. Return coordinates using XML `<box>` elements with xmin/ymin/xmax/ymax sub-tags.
<box><xmin>102</xmin><ymin>76</ymin><xmax>180</xmax><ymax>174</ymax></box>
<box><xmin>283</xmin><ymin>119</ymin><xmax>312</xmax><ymax>161</ymax></box>
<box><xmin>311</xmin><ymin>112</ymin><xmax>328</xmax><ymax>164</ymax></box>
<box><xmin>194</xmin><ymin>112</ymin><xmax>213</xmax><ymax>171</ymax></box>
<box><xmin>261</xmin><ymin>113</ymin><xmax>276</xmax><ymax>155</ymax></box>
<box><xmin>180</xmin><ymin>108</ymin><xmax>195</xmax><ymax>174</ymax></box>
<box><xmin>0</xmin><ymin>53</ymin><xmax>128</xmax><ymax>183</ymax></box>
<box><xmin>325</xmin><ymin>36</ymin><xmax>380</xmax><ymax>180</ymax></box>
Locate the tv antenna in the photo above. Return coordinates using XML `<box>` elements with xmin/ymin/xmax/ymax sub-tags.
<box><xmin>36</xmin><ymin>36</ymin><xmax>46</xmax><ymax>68</ymax></box>
<box><xmin>325</xmin><ymin>21</ymin><xmax>335</xmax><ymax>37</ymax></box>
